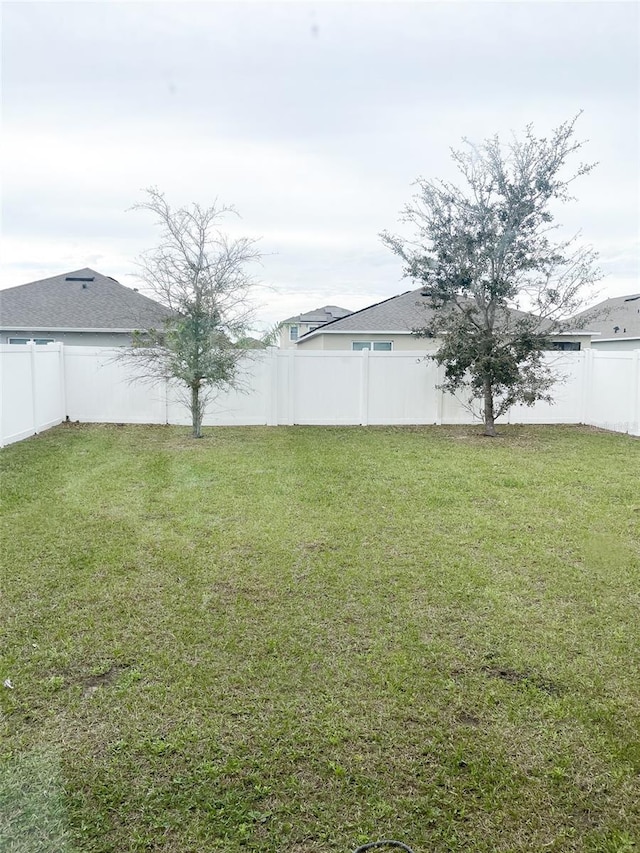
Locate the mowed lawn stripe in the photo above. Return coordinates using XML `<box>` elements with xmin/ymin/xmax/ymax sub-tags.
<box><xmin>1</xmin><ymin>424</ymin><xmax>638</xmax><ymax>853</ymax></box>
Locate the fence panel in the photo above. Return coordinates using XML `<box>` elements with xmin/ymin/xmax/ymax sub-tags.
<box><xmin>586</xmin><ymin>350</ymin><xmax>640</xmax><ymax>435</ymax></box>
<box><xmin>33</xmin><ymin>344</ymin><xmax>65</xmax><ymax>432</ymax></box>
<box><xmin>165</xmin><ymin>353</ymin><xmax>273</xmax><ymax>426</ymax></box>
<box><xmin>64</xmin><ymin>348</ymin><xmax>167</xmax><ymax>424</ymax></box>
<box><xmin>1</xmin><ymin>345</ymin><xmax>36</xmax><ymax>446</ymax></box>
<box><xmin>2</xmin><ymin>344</ymin><xmax>639</xmax><ymax>446</ymax></box>
<box><xmin>0</xmin><ymin>343</ymin><xmax>65</xmax><ymax>447</ymax></box>
<box><xmin>287</xmin><ymin>351</ymin><xmax>363</xmax><ymax>425</ymax></box>
<box><xmin>367</xmin><ymin>353</ymin><xmax>441</xmax><ymax>424</ymax></box>
<box><xmin>202</xmin><ymin>352</ymin><xmax>272</xmax><ymax>425</ymax></box>
<box><xmin>509</xmin><ymin>353</ymin><xmax>586</xmax><ymax>424</ymax></box>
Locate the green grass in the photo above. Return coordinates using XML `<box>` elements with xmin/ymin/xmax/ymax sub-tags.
<box><xmin>1</xmin><ymin>423</ymin><xmax>639</xmax><ymax>853</ymax></box>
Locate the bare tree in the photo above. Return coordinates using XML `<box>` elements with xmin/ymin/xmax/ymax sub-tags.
<box><xmin>382</xmin><ymin>115</ymin><xmax>601</xmax><ymax>436</ymax></box>
<box><xmin>125</xmin><ymin>188</ymin><xmax>262</xmax><ymax>438</ymax></box>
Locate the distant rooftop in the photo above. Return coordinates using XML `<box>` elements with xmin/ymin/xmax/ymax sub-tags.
<box><xmin>573</xmin><ymin>293</ymin><xmax>640</xmax><ymax>339</ymax></box>
<box><xmin>0</xmin><ymin>268</ymin><xmax>173</xmax><ymax>331</ymax></box>
<box><xmin>297</xmin><ymin>288</ymin><xmax>599</xmax><ymax>341</ymax></box>
<box><xmin>297</xmin><ymin>290</ymin><xmax>434</xmax><ymax>338</ymax></box>
<box><xmin>282</xmin><ymin>305</ymin><xmax>352</xmax><ymax>325</ymax></box>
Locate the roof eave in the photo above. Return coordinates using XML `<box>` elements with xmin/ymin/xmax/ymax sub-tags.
<box><xmin>1</xmin><ymin>326</ymin><xmax>149</xmax><ymax>334</ymax></box>
<box><xmin>594</xmin><ymin>336</ymin><xmax>640</xmax><ymax>342</ymax></box>
<box><xmin>297</xmin><ymin>329</ymin><xmax>417</xmax><ymax>341</ymax></box>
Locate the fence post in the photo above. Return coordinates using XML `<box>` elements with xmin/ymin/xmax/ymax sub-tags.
<box><xmin>630</xmin><ymin>349</ymin><xmax>640</xmax><ymax>436</ymax></box>
<box><xmin>359</xmin><ymin>348</ymin><xmax>370</xmax><ymax>426</ymax></box>
<box><xmin>435</xmin><ymin>363</ymin><xmax>444</xmax><ymax>425</ymax></box>
<box><xmin>265</xmin><ymin>347</ymin><xmax>276</xmax><ymax>426</ymax></box>
<box><xmin>161</xmin><ymin>374</ymin><xmax>169</xmax><ymax>424</ymax></box>
<box><xmin>58</xmin><ymin>343</ymin><xmax>67</xmax><ymax>421</ymax></box>
<box><xmin>287</xmin><ymin>349</ymin><xmax>295</xmax><ymax>426</ymax></box>
<box><xmin>29</xmin><ymin>342</ymin><xmax>38</xmax><ymax>435</ymax></box>
<box><xmin>0</xmin><ymin>349</ymin><xmax>4</xmax><ymax>448</ymax></box>
<box><xmin>581</xmin><ymin>348</ymin><xmax>593</xmax><ymax>426</ymax></box>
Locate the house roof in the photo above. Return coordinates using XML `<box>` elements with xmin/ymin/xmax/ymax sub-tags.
<box><xmin>297</xmin><ymin>287</ymin><xmax>596</xmax><ymax>342</ymax></box>
<box><xmin>0</xmin><ymin>268</ymin><xmax>173</xmax><ymax>332</ymax></box>
<box><xmin>282</xmin><ymin>305</ymin><xmax>352</xmax><ymax>325</ymax></box>
<box><xmin>297</xmin><ymin>289</ymin><xmax>436</xmax><ymax>339</ymax></box>
<box><xmin>572</xmin><ymin>293</ymin><xmax>640</xmax><ymax>339</ymax></box>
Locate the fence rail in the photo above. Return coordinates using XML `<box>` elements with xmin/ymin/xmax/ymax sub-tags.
<box><xmin>1</xmin><ymin>344</ymin><xmax>639</xmax><ymax>447</ymax></box>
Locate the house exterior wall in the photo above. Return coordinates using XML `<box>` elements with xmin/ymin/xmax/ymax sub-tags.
<box><xmin>1</xmin><ymin>330</ymin><xmax>133</xmax><ymax>346</ymax></box>
<box><xmin>296</xmin><ymin>333</ymin><xmax>440</xmax><ymax>351</ymax></box>
<box><xmin>279</xmin><ymin>322</ymin><xmax>324</xmax><ymax>349</ymax></box>
<box><xmin>591</xmin><ymin>338</ymin><xmax>640</xmax><ymax>352</ymax></box>
<box><xmin>552</xmin><ymin>334</ymin><xmax>593</xmax><ymax>350</ymax></box>
<box><xmin>296</xmin><ymin>332</ymin><xmax>588</xmax><ymax>351</ymax></box>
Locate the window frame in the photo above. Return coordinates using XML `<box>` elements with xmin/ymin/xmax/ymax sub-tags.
<box><xmin>548</xmin><ymin>341</ymin><xmax>581</xmax><ymax>351</ymax></box>
<box><xmin>351</xmin><ymin>341</ymin><xmax>393</xmax><ymax>352</ymax></box>
<box><xmin>8</xmin><ymin>337</ymin><xmax>55</xmax><ymax>345</ymax></box>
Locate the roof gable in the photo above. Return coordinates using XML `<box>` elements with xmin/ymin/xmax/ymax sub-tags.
<box><xmin>298</xmin><ymin>289</ymin><xmax>435</xmax><ymax>338</ymax></box>
<box><xmin>0</xmin><ymin>268</ymin><xmax>173</xmax><ymax>331</ymax></box>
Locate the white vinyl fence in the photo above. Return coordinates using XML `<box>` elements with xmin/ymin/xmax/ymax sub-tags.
<box><xmin>0</xmin><ymin>343</ymin><xmax>66</xmax><ymax>447</ymax></box>
<box><xmin>1</xmin><ymin>343</ymin><xmax>639</xmax><ymax>447</ymax></box>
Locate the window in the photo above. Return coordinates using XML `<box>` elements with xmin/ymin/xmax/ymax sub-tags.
<box><xmin>352</xmin><ymin>341</ymin><xmax>393</xmax><ymax>351</ymax></box>
<box><xmin>549</xmin><ymin>341</ymin><xmax>581</xmax><ymax>351</ymax></box>
<box><xmin>8</xmin><ymin>337</ymin><xmax>54</xmax><ymax>345</ymax></box>
<box><xmin>289</xmin><ymin>325</ymin><xmax>298</xmax><ymax>341</ymax></box>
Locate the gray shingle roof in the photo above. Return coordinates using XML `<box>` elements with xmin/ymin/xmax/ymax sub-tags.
<box><xmin>573</xmin><ymin>293</ymin><xmax>640</xmax><ymax>339</ymax></box>
<box><xmin>0</xmin><ymin>268</ymin><xmax>173</xmax><ymax>331</ymax></box>
<box><xmin>282</xmin><ymin>305</ymin><xmax>352</xmax><ymax>324</ymax></box>
<box><xmin>298</xmin><ymin>288</ymin><xmax>597</xmax><ymax>341</ymax></box>
<box><xmin>298</xmin><ymin>289</ymin><xmax>435</xmax><ymax>337</ymax></box>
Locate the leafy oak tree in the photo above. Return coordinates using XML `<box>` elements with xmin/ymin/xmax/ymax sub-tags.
<box><xmin>382</xmin><ymin>115</ymin><xmax>600</xmax><ymax>436</ymax></box>
<box><xmin>126</xmin><ymin>188</ymin><xmax>261</xmax><ymax>438</ymax></box>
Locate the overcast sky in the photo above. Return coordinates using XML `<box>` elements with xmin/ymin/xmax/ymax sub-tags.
<box><xmin>2</xmin><ymin>1</ymin><xmax>638</xmax><ymax>328</ymax></box>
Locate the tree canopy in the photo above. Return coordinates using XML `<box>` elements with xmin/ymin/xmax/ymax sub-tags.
<box><xmin>126</xmin><ymin>188</ymin><xmax>262</xmax><ymax>438</ymax></box>
<box><xmin>382</xmin><ymin>115</ymin><xmax>600</xmax><ymax>435</ymax></box>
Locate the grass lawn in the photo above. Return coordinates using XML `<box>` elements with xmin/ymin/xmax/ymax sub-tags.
<box><xmin>1</xmin><ymin>423</ymin><xmax>639</xmax><ymax>853</ymax></box>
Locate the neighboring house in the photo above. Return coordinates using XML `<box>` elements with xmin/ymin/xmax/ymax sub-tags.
<box><xmin>295</xmin><ymin>288</ymin><xmax>595</xmax><ymax>351</ymax></box>
<box><xmin>573</xmin><ymin>293</ymin><xmax>640</xmax><ymax>351</ymax></box>
<box><xmin>0</xmin><ymin>268</ymin><xmax>173</xmax><ymax>346</ymax></box>
<box><xmin>279</xmin><ymin>305</ymin><xmax>352</xmax><ymax>349</ymax></box>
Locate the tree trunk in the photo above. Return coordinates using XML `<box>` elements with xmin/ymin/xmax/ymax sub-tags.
<box><xmin>483</xmin><ymin>377</ymin><xmax>497</xmax><ymax>437</ymax></box>
<box><xmin>191</xmin><ymin>384</ymin><xmax>203</xmax><ymax>438</ymax></box>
